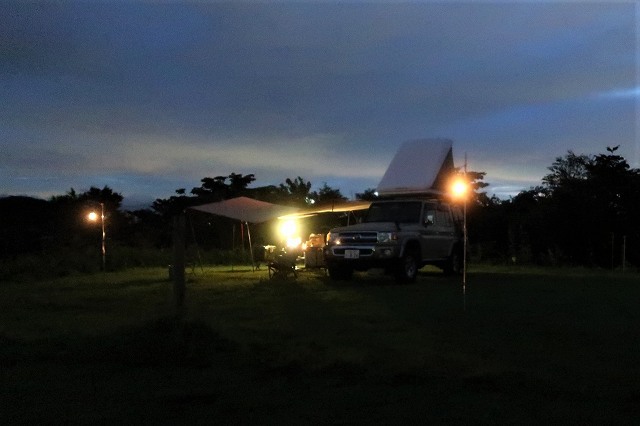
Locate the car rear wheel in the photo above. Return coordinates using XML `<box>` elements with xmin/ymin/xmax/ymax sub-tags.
<box><xmin>443</xmin><ymin>247</ymin><xmax>463</xmax><ymax>275</ymax></box>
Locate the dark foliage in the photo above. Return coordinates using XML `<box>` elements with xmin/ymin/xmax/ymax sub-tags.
<box><xmin>0</xmin><ymin>196</ymin><xmax>53</xmax><ymax>258</ymax></box>
<box><xmin>3</xmin><ymin>150</ymin><xmax>639</xmax><ymax>276</ymax></box>
<box><xmin>356</xmin><ymin>188</ymin><xmax>378</xmax><ymax>200</ymax></box>
<box><xmin>477</xmin><ymin>147</ymin><xmax>640</xmax><ymax>267</ymax></box>
<box><xmin>0</xmin><ymin>176</ymin><xmax>348</xmax><ymax>277</ymax></box>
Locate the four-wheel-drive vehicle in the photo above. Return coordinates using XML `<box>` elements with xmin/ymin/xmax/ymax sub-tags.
<box><xmin>323</xmin><ymin>198</ymin><xmax>464</xmax><ymax>283</ymax></box>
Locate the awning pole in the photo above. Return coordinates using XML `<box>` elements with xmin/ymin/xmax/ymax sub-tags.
<box><xmin>246</xmin><ymin>221</ymin><xmax>255</xmax><ymax>271</ymax></box>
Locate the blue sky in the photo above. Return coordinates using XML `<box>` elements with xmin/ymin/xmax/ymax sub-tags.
<box><xmin>1</xmin><ymin>1</ymin><xmax>638</xmax><ymax>207</ymax></box>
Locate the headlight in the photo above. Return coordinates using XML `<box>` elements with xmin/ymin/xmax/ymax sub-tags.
<box><xmin>327</xmin><ymin>232</ymin><xmax>340</xmax><ymax>245</ymax></box>
<box><xmin>377</xmin><ymin>232</ymin><xmax>397</xmax><ymax>243</ymax></box>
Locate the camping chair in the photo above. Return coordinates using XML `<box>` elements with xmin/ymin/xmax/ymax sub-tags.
<box><xmin>268</xmin><ymin>251</ymin><xmax>298</xmax><ymax>279</ymax></box>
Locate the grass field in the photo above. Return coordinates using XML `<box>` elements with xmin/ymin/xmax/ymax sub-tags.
<box><xmin>1</xmin><ymin>265</ymin><xmax>639</xmax><ymax>424</ymax></box>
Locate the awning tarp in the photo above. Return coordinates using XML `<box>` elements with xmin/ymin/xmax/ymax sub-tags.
<box><xmin>278</xmin><ymin>200</ymin><xmax>371</xmax><ymax>220</ymax></box>
<box><xmin>190</xmin><ymin>196</ymin><xmax>299</xmax><ymax>223</ymax></box>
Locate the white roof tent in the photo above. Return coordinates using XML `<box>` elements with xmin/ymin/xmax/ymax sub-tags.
<box><xmin>376</xmin><ymin>138</ymin><xmax>455</xmax><ymax>197</ymax></box>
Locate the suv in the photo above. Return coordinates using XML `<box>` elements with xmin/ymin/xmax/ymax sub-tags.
<box><xmin>323</xmin><ymin>198</ymin><xmax>463</xmax><ymax>282</ymax></box>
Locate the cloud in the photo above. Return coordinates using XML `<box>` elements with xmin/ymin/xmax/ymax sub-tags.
<box><xmin>596</xmin><ymin>87</ymin><xmax>640</xmax><ymax>99</ymax></box>
<box><xmin>1</xmin><ymin>1</ymin><xmax>636</xmax><ymax>203</ymax></box>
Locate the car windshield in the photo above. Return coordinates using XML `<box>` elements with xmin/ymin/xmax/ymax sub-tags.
<box><xmin>365</xmin><ymin>201</ymin><xmax>422</xmax><ymax>223</ymax></box>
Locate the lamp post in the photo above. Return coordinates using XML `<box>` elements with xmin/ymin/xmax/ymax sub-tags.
<box><xmin>88</xmin><ymin>202</ymin><xmax>106</xmax><ymax>271</ymax></box>
<box><xmin>451</xmin><ymin>172</ymin><xmax>468</xmax><ymax>296</ymax></box>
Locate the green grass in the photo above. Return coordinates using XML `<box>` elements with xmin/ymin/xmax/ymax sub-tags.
<box><xmin>1</xmin><ymin>265</ymin><xmax>639</xmax><ymax>424</ymax></box>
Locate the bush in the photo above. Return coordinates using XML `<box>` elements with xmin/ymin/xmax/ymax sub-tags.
<box><xmin>0</xmin><ymin>243</ymin><xmax>260</xmax><ymax>281</ymax></box>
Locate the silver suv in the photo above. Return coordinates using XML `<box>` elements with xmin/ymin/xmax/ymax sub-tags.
<box><xmin>323</xmin><ymin>199</ymin><xmax>463</xmax><ymax>283</ymax></box>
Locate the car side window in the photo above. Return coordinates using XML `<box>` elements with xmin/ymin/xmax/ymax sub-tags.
<box><xmin>437</xmin><ymin>205</ymin><xmax>453</xmax><ymax>227</ymax></box>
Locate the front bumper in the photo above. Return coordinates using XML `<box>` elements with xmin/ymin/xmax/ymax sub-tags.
<box><xmin>323</xmin><ymin>244</ymin><xmax>400</xmax><ymax>269</ymax></box>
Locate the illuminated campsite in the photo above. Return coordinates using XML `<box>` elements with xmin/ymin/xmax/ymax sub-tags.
<box><xmin>2</xmin><ymin>2</ymin><xmax>639</xmax><ymax>423</ymax></box>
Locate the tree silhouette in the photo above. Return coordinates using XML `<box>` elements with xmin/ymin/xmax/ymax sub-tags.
<box><xmin>514</xmin><ymin>147</ymin><xmax>640</xmax><ymax>267</ymax></box>
<box><xmin>309</xmin><ymin>183</ymin><xmax>347</xmax><ymax>205</ymax></box>
<box><xmin>355</xmin><ymin>188</ymin><xmax>378</xmax><ymax>201</ymax></box>
<box><xmin>278</xmin><ymin>177</ymin><xmax>312</xmax><ymax>206</ymax></box>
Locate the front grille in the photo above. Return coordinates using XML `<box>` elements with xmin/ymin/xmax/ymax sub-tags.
<box><xmin>339</xmin><ymin>232</ymin><xmax>378</xmax><ymax>244</ymax></box>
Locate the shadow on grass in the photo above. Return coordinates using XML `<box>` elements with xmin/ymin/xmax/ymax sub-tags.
<box><xmin>0</xmin><ymin>317</ymin><xmax>238</xmax><ymax>370</ymax></box>
<box><xmin>309</xmin><ymin>268</ymin><xmax>459</xmax><ymax>288</ymax></box>
<box><xmin>3</xmin><ymin>266</ymin><xmax>639</xmax><ymax>424</ymax></box>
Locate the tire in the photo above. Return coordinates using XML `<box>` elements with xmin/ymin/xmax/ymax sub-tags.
<box><xmin>443</xmin><ymin>247</ymin><xmax>463</xmax><ymax>276</ymax></box>
<box><xmin>328</xmin><ymin>264</ymin><xmax>354</xmax><ymax>281</ymax></box>
<box><xmin>395</xmin><ymin>251</ymin><xmax>418</xmax><ymax>283</ymax></box>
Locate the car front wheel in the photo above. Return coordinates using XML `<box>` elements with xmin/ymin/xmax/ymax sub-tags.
<box><xmin>395</xmin><ymin>251</ymin><xmax>418</xmax><ymax>283</ymax></box>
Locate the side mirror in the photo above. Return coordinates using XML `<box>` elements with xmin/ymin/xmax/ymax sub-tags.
<box><xmin>424</xmin><ymin>216</ymin><xmax>434</xmax><ymax>227</ymax></box>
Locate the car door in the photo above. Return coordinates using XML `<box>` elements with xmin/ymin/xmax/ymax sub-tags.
<box><xmin>419</xmin><ymin>202</ymin><xmax>440</xmax><ymax>260</ymax></box>
<box><xmin>434</xmin><ymin>204</ymin><xmax>456</xmax><ymax>258</ymax></box>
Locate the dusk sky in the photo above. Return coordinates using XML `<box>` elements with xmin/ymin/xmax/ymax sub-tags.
<box><xmin>2</xmin><ymin>1</ymin><xmax>638</xmax><ymax>208</ymax></box>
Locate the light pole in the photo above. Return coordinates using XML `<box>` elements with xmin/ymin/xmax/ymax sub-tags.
<box><xmin>88</xmin><ymin>202</ymin><xmax>106</xmax><ymax>271</ymax></box>
<box><xmin>451</xmin><ymin>172</ymin><xmax>468</xmax><ymax>296</ymax></box>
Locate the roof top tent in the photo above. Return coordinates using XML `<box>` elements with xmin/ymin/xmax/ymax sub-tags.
<box><xmin>376</xmin><ymin>138</ymin><xmax>455</xmax><ymax>198</ymax></box>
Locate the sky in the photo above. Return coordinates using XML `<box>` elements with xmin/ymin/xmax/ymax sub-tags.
<box><xmin>1</xmin><ymin>1</ymin><xmax>638</xmax><ymax>208</ymax></box>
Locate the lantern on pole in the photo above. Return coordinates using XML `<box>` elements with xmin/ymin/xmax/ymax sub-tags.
<box><xmin>87</xmin><ymin>202</ymin><xmax>106</xmax><ymax>271</ymax></box>
<box><xmin>451</xmin><ymin>159</ymin><xmax>468</xmax><ymax>295</ymax></box>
